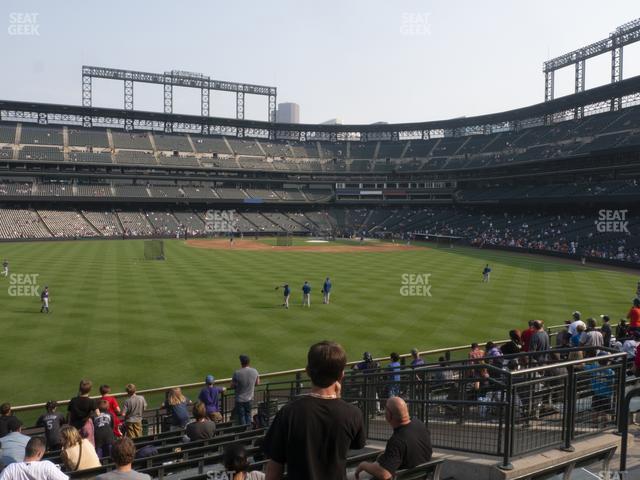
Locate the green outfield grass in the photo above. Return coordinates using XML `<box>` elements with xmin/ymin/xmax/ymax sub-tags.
<box><xmin>0</xmin><ymin>238</ymin><xmax>635</xmax><ymax>407</ymax></box>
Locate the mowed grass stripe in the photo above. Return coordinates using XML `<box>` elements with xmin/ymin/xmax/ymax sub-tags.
<box><xmin>0</xmin><ymin>239</ymin><xmax>635</xmax><ymax>405</ymax></box>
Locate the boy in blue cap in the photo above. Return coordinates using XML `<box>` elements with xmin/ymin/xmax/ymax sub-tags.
<box><xmin>198</xmin><ymin>375</ymin><xmax>225</xmax><ymax>422</ymax></box>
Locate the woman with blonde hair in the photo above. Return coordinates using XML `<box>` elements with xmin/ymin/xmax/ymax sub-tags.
<box><xmin>162</xmin><ymin>387</ymin><xmax>192</xmax><ymax>430</ymax></box>
<box><xmin>60</xmin><ymin>424</ymin><xmax>101</xmax><ymax>471</ymax></box>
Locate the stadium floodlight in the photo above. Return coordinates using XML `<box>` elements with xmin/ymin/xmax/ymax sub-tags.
<box><xmin>81</xmin><ymin>65</ymin><xmax>277</xmax><ymax>130</ymax></box>
<box><xmin>542</xmin><ymin>17</ymin><xmax>640</xmax><ymax>111</ymax></box>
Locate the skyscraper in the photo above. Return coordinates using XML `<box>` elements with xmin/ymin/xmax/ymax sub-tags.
<box><xmin>276</xmin><ymin>103</ymin><xmax>300</xmax><ymax>124</ymax></box>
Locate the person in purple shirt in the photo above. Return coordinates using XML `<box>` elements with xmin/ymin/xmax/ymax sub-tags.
<box><xmin>387</xmin><ymin>353</ymin><xmax>401</xmax><ymax>397</ymax></box>
<box><xmin>410</xmin><ymin>348</ymin><xmax>425</xmax><ymax>367</ymax></box>
<box><xmin>198</xmin><ymin>375</ymin><xmax>226</xmax><ymax>423</ymax></box>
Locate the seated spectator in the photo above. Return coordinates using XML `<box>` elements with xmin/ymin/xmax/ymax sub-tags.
<box><xmin>500</xmin><ymin>330</ymin><xmax>521</xmax><ymax>356</ymax></box>
<box><xmin>162</xmin><ymin>388</ymin><xmax>191</xmax><ymax>431</ymax></box>
<box><xmin>263</xmin><ymin>341</ymin><xmax>365</xmax><ymax>480</ymax></box>
<box><xmin>568</xmin><ymin>311</ymin><xmax>586</xmax><ymax>337</ymax></box>
<box><xmin>0</xmin><ymin>419</ymin><xmax>30</xmax><ymax>466</ymax></box>
<box><xmin>571</xmin><ymin>324</ymin><xmax>586</xmax><ymax>347</ymax></box>
<box><xmin>433</xmin><ymin>357</ymin><xmax>453</xmax><ymax>386</ymax></box>
<box><xmin>485</xmin><ymin>341</ymin><xmax>503</xmax><ymax>363</ymax></box>
<box><xmin>96</xmin><ymin>437</ymin><xmax>151</xmax><ymax>480</ymax></box>
<box><xmin>585</xmin><ymin>352</ymin><xmax>614</xmax><ymax>425</ymax></box>
<box><xmin>223</xmin><ymin>443</ymin><xmax>265</xmax><ymax>480</ymax></box>
<box><xmin>36</xmin><ymin>401</ymin><xmax>65</xmax><ymax>451</ymax></box>
<box><xmin>0</xmin><ymin>404</ymin><xmax>17</xmax><ymax>438</ymax></box>
<box><xmin>617</xmin><ymin>319</ymin><xmax>630</xmax><ymax>341</ymax></box>
<box><xmin>100</xmin><ymin>385</ymin><xmax>122</xmax><ymax>438</ymax></box>
<box><xmin>93</xmin><ymin>400</ymin><xmax>116</xmax><ymax>459</ymax></box>
<box><xmin>355</xmin><ymin>397</ymin><xmax>432</xmax><ymax>480</ymax></box>
<box><xmin>0</xmin><ymin>437</ymin><xmax>68</xmax><ymax>480</ymax></box>
<box><xmin>198</xmin><ymin>375</ymin><xmax>225</xmax><ymax>423</ymax></box>
<box><xmin>352</xmin><ymin>352</ymin><xmax>379</xmax><ymax>371</ymax></box>
<box><xmin>409</xmin><ymin>349</ymin><xmax>424</xmax><ymax>367</ymax></box>
<box><xmin>623</xmin><ymin>332</ymin><xmax>639</xmax><ymax>359</ymax></box>
<box><xmin>600</xmin><ymin>315</ymin><xmax>612</xmax><ymax>347</ymax></box>
<box><xmin>122</xmin><ymin>384</ymin><xmax>146</xmax><ymax>439</ymax></box>
<box><xmin>185</xmin><ymin>403</ymin><xmax>216</xmax><ymax>441</ymax></box>
<box><xmin>567</xmin><ymin>349</ymin><xmax>585</xmax><ymax>370</ymax></box>
<box><xmin>467</xmin><ymin>343</ymin><xmax>487</xmax><ymax>388</ymax></box>
<box><xmin>59</xmin><ymin>426</ymin><xmax>100</xmax><ymax>472</ymax></box>
<box><xmin>67</xmin><ymin>380</ymin><xmax>96</xmax><ymax>431</ymax></box>
<box><xmin>555</xmin><ymin>322</ymin><xmax>571</xmax><ymax>348</ymax></box>
<box><xmin>580</xmin><ymin>318</ymin><xmax>604</xmax><ymax>349</ymax></box>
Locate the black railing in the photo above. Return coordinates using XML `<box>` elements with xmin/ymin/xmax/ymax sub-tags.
<box><xmin>338</xmin><ymin>347</ymin><xmax>626</xmax><ymax>469</ymax></box>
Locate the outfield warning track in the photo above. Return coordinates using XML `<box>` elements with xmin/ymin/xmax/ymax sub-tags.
<box><xmin>185</xmin><ymin>238</ymin><xmax>422</xmax><ymax>253</ymax></box>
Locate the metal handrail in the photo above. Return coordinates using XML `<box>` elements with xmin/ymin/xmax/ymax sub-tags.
<box><xmin>8</xmin><ymin>320</ymin><xmax>613</xmax><ymax>413</ymax></box>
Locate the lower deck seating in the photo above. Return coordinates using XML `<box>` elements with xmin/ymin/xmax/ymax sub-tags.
<box><xmin>38</xmin><ymin>210</ymin><xmax>97</xmax><ymax>237</ymax></box>
<box><xmin>0</xmin><ymin>208</ymin><xmax>50</xmax><ymax>238</ymax></box>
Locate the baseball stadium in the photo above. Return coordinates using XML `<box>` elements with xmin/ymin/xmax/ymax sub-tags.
<box><xmin>2</xmin><ymin>4</ymin><xmax>640</xmax><ymax>480</ymax></box>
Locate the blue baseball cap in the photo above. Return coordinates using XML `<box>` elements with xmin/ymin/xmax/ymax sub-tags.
<box><xmin>205</xmin><ymin>375</ymin><xmax>215</xmax><ymax>385</ymax></box>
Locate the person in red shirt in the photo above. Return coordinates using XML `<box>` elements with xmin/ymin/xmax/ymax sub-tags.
<box><xmin>100</xmin><ymin>384</ymin><xmax>122</xmax><ymax>437</ymax></box>
<box><xmin>521</xmin><ymin>321</ymin><xmax>535</xmax><ymax>352</ymax></box>
<box><xmin>628</xmin><ymin>298</ymin><xmax>640</xmax><ymax>330</ymax></box>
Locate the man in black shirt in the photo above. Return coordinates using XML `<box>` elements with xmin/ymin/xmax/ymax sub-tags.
<box><xmin>67</xmin><ymin>379</ymin><xmax>97</xmax><ymax>429</ymax></box>
<box><xmin>36</xmin><ymin>401</ymin><xmax>66</xmax><ymax>450</ymax></box>
<box><xmin>264</xmin><ymin>341</ymin><xmax>365</xmax><ymax>480</ymax></box>
<box><xmin>355</xmin><ymin>396</ymin><xmax>432</xmax><ymax>479</ymax></box>
<box><xmin>0</xmin><ymin>403</ymin><xmax>17</xmax><ymax>437</ymax></box>
<box><xmin>601</xmin><ymin>315</ymin><xmax>612</xmax><ymax>347</ymax></box>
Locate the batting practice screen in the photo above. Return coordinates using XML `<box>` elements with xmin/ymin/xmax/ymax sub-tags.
<box><xmin>276</xmin><ymin>234</ymin><xmax>293</xmax><ymax>246</ymax></box>
<box><xmin>144</xmin><ymin>240</ymin><xmax>165</xmax><ymax>260</ymax></box>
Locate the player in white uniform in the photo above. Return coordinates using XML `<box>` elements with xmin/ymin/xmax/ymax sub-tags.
<box><xmin>40</xmin><ymin>286</ymin><xmax>49</xmax><ymax>313</ymax></box>
<box><xmin>2</xmin><ymin>259</ymin><xmax>8</xmax><ymax>277</ymax></box>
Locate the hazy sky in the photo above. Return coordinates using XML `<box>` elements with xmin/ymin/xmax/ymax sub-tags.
<box><xmin>1</xmin><ymin>1</ymin><xmax>639</xmax><ymax>125</ymax></box>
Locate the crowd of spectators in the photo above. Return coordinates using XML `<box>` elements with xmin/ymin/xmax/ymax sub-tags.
<box><xmin>3</xmin><ymin>311</ymin><xmax>639</xmax><ymax>479</ymax></box>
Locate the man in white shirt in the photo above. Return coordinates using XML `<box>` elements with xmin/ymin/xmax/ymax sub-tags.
<box><xmin>623</xmin><ymin>333</ymin><xmax>639</xmax><ymax>359</ymax></box>
<box><xmin>568</xmin><ymin>311</ymin><xmax>586</xmax><ymax>336</ymax></box>
<box><xmin>0</xmin><ymin>437</ymin><xmax>68</xmax><ymax>480</ymax></box>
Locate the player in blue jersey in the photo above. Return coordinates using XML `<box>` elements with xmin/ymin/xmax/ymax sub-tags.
<box><xmin>482</xmin><ymin>264</ymin><xmax>491</xmax><ymax>282</ymax></box>
<box><xmin>282</xmin><ymin>284</ymin><xmax>291</xmax><ymax>309</ymax></box>
<box><xmin>322</xmin><ymin>277</ymin><xmax>332</xmax><ymax>304</ymax></box>
<box><xmin>302</xmin><ymin>281</ymin><xmax>311</xmax><ymax>307</ymax></box>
